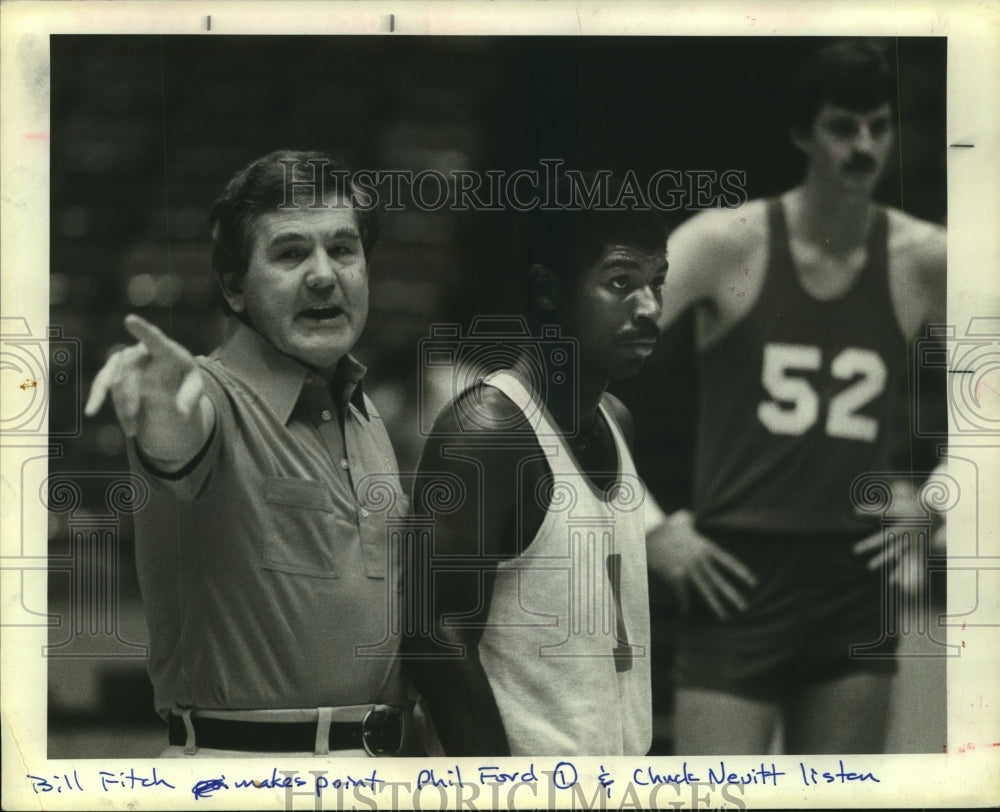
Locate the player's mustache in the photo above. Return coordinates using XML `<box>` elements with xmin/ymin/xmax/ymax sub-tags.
<box><xmin>844</xmin><ymin>153</ymin><xmax>877</xmax><ymax>172</ymax></box>
<box><xmin>618</xmin><ymin>324</ymin><xmax>660</xmax><ymax>342</ymax></box>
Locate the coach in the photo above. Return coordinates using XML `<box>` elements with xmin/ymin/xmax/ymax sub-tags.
<box><xmin>85</xmin><ymin>150</ymin><xmax>410</xmax><ymax>757</ymax></box>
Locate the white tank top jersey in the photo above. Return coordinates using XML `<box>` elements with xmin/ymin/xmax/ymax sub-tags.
<box><xmin>476</xmin><ymin>370</ymin><xmax>652</xmax><ymax>756</ymax></box>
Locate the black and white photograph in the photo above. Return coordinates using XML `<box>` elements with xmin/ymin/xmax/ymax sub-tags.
<box><xmin>2</xmin><ymin>1</ymin><xmax>998</xmax><ymax>810</ymax></box>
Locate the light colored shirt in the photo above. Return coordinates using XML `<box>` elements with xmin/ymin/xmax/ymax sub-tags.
<box><xmin>476</xmin><ymin>371</ymin><xmax>652</xmax><ymax>755</ymax></box>
<box><xmin>128</xmin><ymin>321</ymin><xmax>407</xmax><ymax>717</ymax></box>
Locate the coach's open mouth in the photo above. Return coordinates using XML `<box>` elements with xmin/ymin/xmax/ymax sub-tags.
<box><xmin>300</xmin><ymin>305</ymin><xmax>344</xmax><ymax>321</ymax></box>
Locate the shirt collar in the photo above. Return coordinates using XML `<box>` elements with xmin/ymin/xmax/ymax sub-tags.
<box><xmin>213</xmin><ymin>320</ymin><xmax>370</xmax><ymax>424</ymax></box>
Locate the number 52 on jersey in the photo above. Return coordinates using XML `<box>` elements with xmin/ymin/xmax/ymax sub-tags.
<box><xmin>757</xmin><ymin>342</ymin><xmax>888</xmax><ymax>442</ymax></box>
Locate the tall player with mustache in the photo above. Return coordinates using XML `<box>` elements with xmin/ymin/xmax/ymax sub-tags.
<box><xmin>645</xmin><ymin>40</ymin><xmax>947</xmax><ymax>753</ymax></box>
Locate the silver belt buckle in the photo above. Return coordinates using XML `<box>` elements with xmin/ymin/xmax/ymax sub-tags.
<box><xmin>361</xmin><ymin>706</ymin><xmax>404</xmax><ymax>756</ymax></box>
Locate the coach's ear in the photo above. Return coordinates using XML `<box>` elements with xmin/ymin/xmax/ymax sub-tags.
<box><xmin>528</xmin><ymin>264</ymin><xmax>559</xmax><ymax>314</ymax></box>
<box><xmin>218</xmin><ymin>271</ymin><xmax>246</xmax><ymax>314</ymax></box>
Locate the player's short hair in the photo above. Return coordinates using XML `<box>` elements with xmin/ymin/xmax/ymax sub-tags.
<box><xmin>512</xmin><ymin>175</ymin><xmax>669</xmax><ymax>323</ymax></box>
<box><xmin>209</xmin><ymin>150</ymin><xmax>379</xmax><ymax>315</ymax></box>
<box><xmin>789</xmin><ymin>39</ymin><xmax>895</xmax><ymax>131</ymax></box>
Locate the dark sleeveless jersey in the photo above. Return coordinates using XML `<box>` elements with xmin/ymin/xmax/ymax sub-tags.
<box><xmin>693</xmin><ymin>199</ymin><xmax>908</xmax><ymax>538</ymax></box>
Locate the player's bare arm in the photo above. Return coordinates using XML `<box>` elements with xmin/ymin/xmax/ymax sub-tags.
<box><xmin>659</xmin><ymin>201</ymin><xmax>770</xmax><ymax>347</ymax></box>
<box><xmin>854</xmin><ymin>212</ymin><xmax>948</xmax><ymax>575</ymax></box>
<box><xmin>84</xmin><ymin>314</ymin><xmax>215</xmax><ymax>472</ymax></box>
<box><xmin>601</xmin><ymin>393</ymin><xmax>756</xmax><ymax>618</ymax></box>
<box><xmin>650</xmin><ymin>207</ymin><xmax>763</xmax><ymax>617</ymax></box>
<box><xmin>887</xmin><ymin>210</ymin><xmax>948</xmax><ymax>338</ymax></box>
<box><xmin>404</xmin><ymin>386</ymin><xmax>548</xmax><ymax>756</ymax></box>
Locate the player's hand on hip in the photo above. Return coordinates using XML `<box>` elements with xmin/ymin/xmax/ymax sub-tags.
<box><xmin>930</xmin><ymin>520</ymin><xmax>946</xmax><ymax>557</ymax></box>
<box><xmin>852</xmin><ymin>479</ymin><xmax>932</xmax><ymax>596</ymax></box>
<box><xmin>85</xmin><ymin>314</ymin><xmax>209</xmax><ymax>463</ymax></box>
<box><xmin>647</xmin><ymin>509</ymin><xmax>757</xmax><ymax>619</ymax></box>
<box><xmin>853</xmin><ymin>528</ymin><xmax>927</xmax><ymax>595</ymax></box>
<box><xmin>927</xmin><ymin>465</ymin><xmax>948</xmax><ymax>557</ymax></box>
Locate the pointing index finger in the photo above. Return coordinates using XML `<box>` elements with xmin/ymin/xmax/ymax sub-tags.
<box><xmin>84</xmin><ymin>352</ymin><xmax>119</xmax><ymax>416</ymax></box>
<box><xmin>123</xmin><ymin>314</ymin><xmax>180</xmax><ymax>359</ymax></box>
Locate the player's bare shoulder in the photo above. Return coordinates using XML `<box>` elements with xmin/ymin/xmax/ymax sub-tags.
<box><xmin>663</xmin><ymin>200</ymin><xmax>771</xmax><ymax>341</ymax></box>
<box><xmin>428</xmin><ymin>381</ymin><xmax>531</xmax><ymax>439</ymax></box>
<box><xmin>886</xmin><ymin>207</ymin><xmax>947</xmax><ymax>335</ymax></box>
<box><xmin>668</xmin><ymin>201</ymin><xmax>769</xmax><ymax>272</ymax></box>
<box><xmin>415</xmin><ymin>381</ymin><xmax>541</xmax><ymax>537</ymax></box>
<box><xmin>887</xmin><ymin>208</ymin><xmax>946</xmax><ymax>270</ymax></box>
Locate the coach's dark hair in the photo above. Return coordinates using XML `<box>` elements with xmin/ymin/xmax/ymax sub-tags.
<box><xmin>209</xmin><ymin>150</ymin><xmax>379</xmax><ymax>315</ymax></box>
<box><xmin>511</xmin><ymin>174</ymin><xmax>669</xmax><ymax>327</ymax></box>
<box><xmin>788</xmin><ymin>39</ymin><xmax>895</xmax><ymax>132</ymax></box>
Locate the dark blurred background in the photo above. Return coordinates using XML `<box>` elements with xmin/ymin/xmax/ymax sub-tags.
<box><xmin>48</xmin><ymin>35</ymin><xmax>946</xmax><ymax>757</ymax></box>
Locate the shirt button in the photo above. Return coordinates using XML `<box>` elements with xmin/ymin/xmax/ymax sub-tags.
<box><xmin>340</xmin><ymin>459</ymin><xmax>350</xmax><ymax>469</ymax></box>
<box><xmin>360</xmin><ymin>508</ymin><xmax>370</xmax><ymax>518</ymax></box>
<box><xmin>320</xmin><ymin>409</ymin><xmax>333</xmax><ymax>422</ymax></box>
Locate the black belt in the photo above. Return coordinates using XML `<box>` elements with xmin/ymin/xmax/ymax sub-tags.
<box><xmin>168</xmin><ymin>707</ymin><xmax>404</xmax><ymax>755</ymax></box>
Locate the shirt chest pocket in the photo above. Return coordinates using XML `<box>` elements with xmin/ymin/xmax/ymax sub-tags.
<box><xmin>261</xmin><ymin>477</ymin><xmax>345</xmax><ymax>579</ymax></box>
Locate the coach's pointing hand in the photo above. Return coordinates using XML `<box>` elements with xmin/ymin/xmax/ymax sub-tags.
<box><xmin>85</xmin><ymin>314</ymin><xmax>214</xmax><ymax>471</ymax></box>
<box><xmin>647</xmin><ymin>509</ymin><xmax>757</xmax><ymax>619</ymax></box>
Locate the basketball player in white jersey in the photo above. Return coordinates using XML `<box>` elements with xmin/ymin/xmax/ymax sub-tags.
<box><xmin>404</xmin><ymin>187</ymin><xmax>669</xmax><ymax>755</ymax></box>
